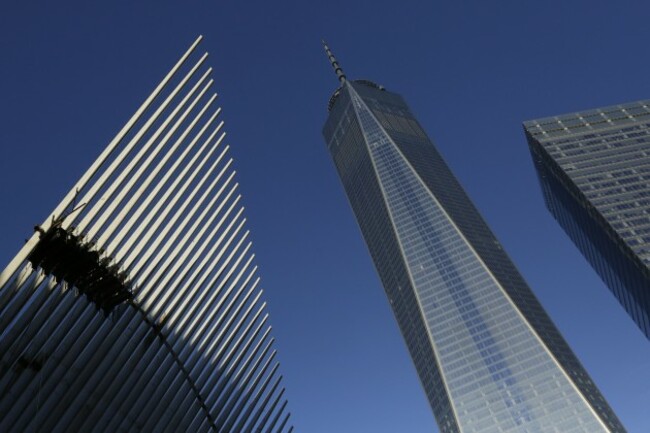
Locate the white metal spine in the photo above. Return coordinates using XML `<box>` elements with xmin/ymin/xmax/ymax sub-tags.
<box><xmin>0</xmin><ymin>36</ymin><xmax>204</xmax><ymax>291</ymax></box>
<box><xmin>0</xmin><ymin>37</ymin><xmax>293</xmax><ymax>433</ymax></box>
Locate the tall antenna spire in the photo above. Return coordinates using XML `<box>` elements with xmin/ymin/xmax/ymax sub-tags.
<box><xmin>322</xmin><ymin>40</ymin><xmax>346</xmax><ymax>84</ymax></box>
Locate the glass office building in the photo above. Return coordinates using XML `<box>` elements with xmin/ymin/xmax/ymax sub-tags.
<box><xmin>525</xmin><ymin>101</ymin><xmax>650</xmax><ymax>340</ymax></box>
<box><xmin>321</xmin><ymin>43</ymin><xmax>624</xmax><ymax>433</ymax></box>
<box><xmin>0</xmin><ymin>37</ymin><xmax>293</xmax><ymax>433</ymax></box>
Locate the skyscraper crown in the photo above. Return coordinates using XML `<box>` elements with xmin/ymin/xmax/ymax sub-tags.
<box><xmin>321</xmin><ymin>41</ymin><xmax>384</xmax><ymax>112</ymax></box>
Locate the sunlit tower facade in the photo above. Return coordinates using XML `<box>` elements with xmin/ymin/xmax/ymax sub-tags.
<box><xmin>525</xmin><ymin>101</ymin><xmax>650</xmax><ymax>340</ymax></box>
<box><xmin>0</xmin><ymin>37</ymin><xmax>293</xmax><ymax>433</ymax></box>
<box><xmin>321</xmin><ymin>42</ymin><xmax>624</xmax><ymax>433</ymax></box>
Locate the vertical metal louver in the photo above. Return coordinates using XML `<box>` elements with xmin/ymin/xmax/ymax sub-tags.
<box><xmin>0</xmin><ymin>36</ymin><xmax>293</xmax><ymax>433</ymax></box>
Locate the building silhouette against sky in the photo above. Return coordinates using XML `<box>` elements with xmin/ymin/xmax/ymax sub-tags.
<box><xmin>321</xmin><ymin>42</ymin><xmax>625</xmax><ymax>433</ymax></box>
<box><xmin>525</xmin><ymin>101</ymin><xmax>650</xmax><ymax>340</ymax></box>
<box><xmin>0</xmin><ymin>37</ymin><xmax>293</xmax><ymax>433</ymax></box>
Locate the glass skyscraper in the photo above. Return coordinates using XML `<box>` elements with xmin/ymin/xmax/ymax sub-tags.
<box><xmin>525</xmin><ymin>100</ymin><xmax>650</xmax><ymax>340</ymax></box>
<box><xmin>321</xmin><ymin>43</ymin><xmax>624</xmax><ymax>433</ymax></box>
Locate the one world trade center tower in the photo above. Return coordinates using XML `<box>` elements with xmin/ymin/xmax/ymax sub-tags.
<box><xmin>320</xmin><ymin>42</ymin><xmax>624</xmax><ymax>433</ymax></box>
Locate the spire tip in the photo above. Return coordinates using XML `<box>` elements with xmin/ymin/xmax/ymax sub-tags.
<box><xmin>322</xmin><ymin>40</ymin><xmax>346</xmax><ymax>85</ymax></box>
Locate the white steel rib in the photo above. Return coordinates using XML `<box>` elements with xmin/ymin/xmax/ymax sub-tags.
<box><xmin>0</xmin><ymin>37</ymin><xmax>293</xmax><ymax>433</ymax></box>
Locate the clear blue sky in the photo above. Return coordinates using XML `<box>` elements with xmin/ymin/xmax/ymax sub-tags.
<box><xmin>1</xmin><ymin>1</ymin><xmax>649</xmax><ymax>432</ymax></box>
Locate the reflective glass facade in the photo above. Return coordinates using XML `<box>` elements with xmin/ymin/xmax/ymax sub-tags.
<box><xmin>525</xmin><ymin>101</ymin><xmax>650</xmax><ymax>340</ymax></box>
<box><xmin>324</xmin><ymin>80</ymin><xmax>624</xmax><ymax>432</ymax></box>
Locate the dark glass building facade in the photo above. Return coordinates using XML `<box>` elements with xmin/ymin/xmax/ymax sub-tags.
<box><xmin>322</xmin><ymin>46</ymin><xmax>624</xmax><ymax>432</ymax></box>
<box><xmin>525</xmin><ymin>101</ymin><xmax>650</xmax><ymax>340</ymax></box>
